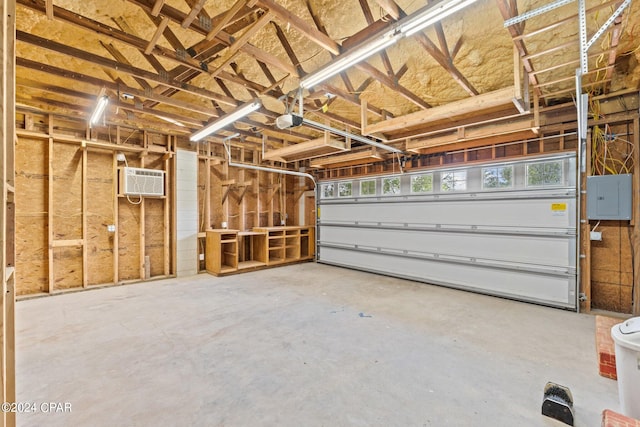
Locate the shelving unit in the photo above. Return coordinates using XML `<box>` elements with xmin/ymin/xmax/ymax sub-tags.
<box><xmin>205</xmin><ymin>230</ymin><xmax>239</xmax><ymax>275</ymax></box>
<box><xmin>237</xmin><ymin>231</ymin><xmax>267</xmax><ymax>270</ymax></box>
<box><xmin>253</xmin><ymin>226</ymin><xmax>315</xmax><ymax>266</ymax></box>
<box><xmin>206</xmin><ymin>226</ymin><xmax>314</xmax><ymax>276</ymax></box>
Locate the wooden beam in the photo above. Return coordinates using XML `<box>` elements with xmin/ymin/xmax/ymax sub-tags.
<box><xmin>363</xmin><ymin>86</ymin><xmax>516</xmax><ymax>135</ymax></box>
<box><xmin>111</xmin><ymin>16</ymin><xmax>169</xmax><ymax>75</ymax></box>
<box><xmin>406</xmin><ymin>116</ymin><xmax>537</xmax><ymax>152</ymax></box>
<box><xmin>100</xmin><ymin>41</ymin><xmax>153</xmax><ymax>91</ymax></box>
<box><xmin>16</xmin><ymin>32</ymin><xmax>240</xmax><ymax>106</ymax></box>
<box><xmin>263</xmin><ymin>134</ymin><xmax>349</xmax><ymax>162</ymax></box>
<box><xmin>206</xmin><ymin>0</ymin><xmax>249</xmax><ymax>41</ymax></box>
<box><xmin>45</xmin><ymin>0</ymin><xmax>53</xmax><ymax>19</ymax></box>
<box><xmin>255</xmin><ymin>0</ymin><xmax>340</xmax><ymax>55</ymax></box>
<box><xmin>150</xmin><ymin>0</ymin><xmax>164</xmax><ymax>16</ymax></box>
<box><xmin>373</xmin><ymin>0</ymin><xmax>400</xmax><ymax>19</ymax></box>
<box><xmin>145</xmin><ymin>15</ymin><xmax>170</xmax><ymax>55</ymax></box>
<box><xmin>356</xmin><ymin>62</ymin><xmax>431</xmax><ymax>109</ymax></box>
<box><xmin>182</xmin><ymin>0</ymin><xmax>207</xmax><ymax>28</ymax></box>
<box><xmin>414</xmin><ymin>33</ymin><xmax>478</xmax><ymax>96</ymax></box>
<box><xmin>220</xmin><ymin>11</ymin><xmax>273</xmax><ymax>59</ymax></box>
<box><xmin>47</xmin><ymin>136</ymin><xmax>54</xmax><ymax>293</ymax></box>
<box><xmin>82</xmin><ymin>147</ymin><xmax>88</xmax><ymax>287</ymax></box>
<box><xmin>17</xmin><ymin>0</ymin><xmax>212</xmax><ymax>76</ymax></box>
<box><xmin>310</xmin><ymin>148</ymin><xmax>383</xmax><ymax>168</ymax></box>
<box><xmin>271</xmin><ymin>21</ymin><xmax>304</xmax><ymax>76</ymax></box>
<box><xmin>51</xmin><ymin>239</ymin><xmax>84</xmax><ymax>248</ymax></box>
<box><xmin>16</xmin><ymin>61</ymin><xmax>223</xmax><ymax>118</ymax></box>
<box><xmin>496</xmin><ymin>0</ymin><xmax>544</xmax><ymax>103</ymax></box>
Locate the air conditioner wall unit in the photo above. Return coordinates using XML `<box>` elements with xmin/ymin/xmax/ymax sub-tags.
<box><xmin>119</xmin><ymin>167</ymin><xmax>165</xmax><ymax>197</ymax></box>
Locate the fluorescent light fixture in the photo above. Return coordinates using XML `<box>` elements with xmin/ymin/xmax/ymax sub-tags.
<box><xmin>299</xmin><ymin>0</ymin><xmax>479</xmax><ymax>89</ymax></box>
<box><xmin>399</xmin><ymin>0</ymin><xmax>480</xmax><ymax>36</ymax></box>
<box><xmin>189</xmin><ymin>100</ymin><xmax>261</xmax><ymax>142</ymax></box>
<box><xmin>299</xmin><ymin>33</ymin><xmax>399</xmax><ymax>89</ymax></box>
<box><xmin>90</xmin><ymin>95</ymin><xmax>109</xmax><ymax>125</ymax></box>
<box><xmin>158</xmin><ymin>115</ymin><xmax>186</xmax><ymax>127</ymax></box>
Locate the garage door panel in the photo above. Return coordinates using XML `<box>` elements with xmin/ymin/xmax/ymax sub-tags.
<box><xmin>319</xmin><ymin>226</ymin><xmax>574</xmax><ymax>268</ymax></box>
<box><xmin>320</xmin><ymin>247</ymin><xmax>575</xmax><ymax>308</ymax></box>
<box><xmin>318</xmin><ymin>154</ymin><xmax>577</xmax><ymax>310</ymax></box>
<box><xmin>321</xmin><ymin>197</ymin><xmax>576</xmax><ymax>228</ymax></box>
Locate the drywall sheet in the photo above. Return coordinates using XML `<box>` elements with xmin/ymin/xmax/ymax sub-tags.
<box><xmin>176</xmin><ymin>150</ymin><xmax>198</xmax><ymax>277</ymax></box>
<box><xmin>317</xmin><ymin>153</ymin><xmax>578</xmax><ymax>309</ymax></box>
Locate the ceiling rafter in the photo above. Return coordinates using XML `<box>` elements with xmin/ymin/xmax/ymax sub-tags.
<box><xmin>359</xmin><ymin>0</ymin><xmax>395</xmax><ymax>78</ymax></box>
<box><xmin>181</xmin><ymin>0</ymin><xmax>207</xmax><ymax>28</ymax></box>
<box><xmin>145</xmin><ymin>15</ymin><xmax>170</xmax><ymax>55</ymax></box>
<box><xmin>99</xmin><ymin>41</ymin><xmax>154</xmax><ymax>92</ymax></box>
<box><xmin>18</xmin><ymin>0</ymin><xmax>210</xmax><ymax>75</ymax></box>
<box><xmin>206</xmin><ymin>0</ymin><xmax>253</xmax><ymax>41</ymax></box>
<box><xmin>17</xmin><ymin>30</ymin><xmax>240</xmax><ymax>106</ymax></box>
<box><xmin>374</xmin><ymin>0</ymin><xmax>478</xmax><ymax>96</ymax></box>
<box><xmin>496</xmin><ymin>0</ymin><xmax>544</xmax><ymax>102</ymax></box>
<box><xmin>17</xmin><ymin>57</ymin><xmax>222</xmax><ymax>117</ymax></box>
<box><xmin>255</xmin><ymin>0</ymin><xmax>340</xmax><ymax>55</ymax></box>
<box><xmin>111</xmin><ymin>16</ymin><xmax>169</xmax><ymax>75</ymax></box>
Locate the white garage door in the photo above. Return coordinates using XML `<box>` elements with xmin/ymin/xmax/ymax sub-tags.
<box><xmin>317</xmin><ymin>153</ymin><xmax>577</xmax><ymax>310</ymax></box>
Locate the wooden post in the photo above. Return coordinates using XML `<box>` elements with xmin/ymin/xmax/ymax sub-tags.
<box><xmin>581</xmin><ymin>128</ymin><xmax>592</xmax><ymax>312</ymax></box>
<box><xmin>82</xmin><ymin>146</ymin><xmax>88</xmax><ymax>287</ymax></box>
<box><xmin>47</xmin><ymin>135</ymin><xmax>54</xmax><ymax>293</ymax></box>
<box><xmin>170</xmin><ymin>136</ymin><xmax>177</xmax><ymax>276</ymax></box>
<box><xmin>163</xmin><ymin>135</ymin><xmax>170</xmax><ymax>276</ymax></box>
<box><xmin>113</xmin><ymin>151</ymin><xmax>119</xmax><ymax>284</ymax></box>
<box><xmin>1</xmin><ymin>0</ymin><xmax>17</xmax><ymax>423</ymax></box>
<box><xmin>140</xmin><ymin>134</ymin><xmax>146</xmax><ymax>280</ymax></box>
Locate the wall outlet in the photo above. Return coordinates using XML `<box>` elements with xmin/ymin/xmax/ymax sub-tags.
<box><xmin>107</xmin><ymin>224</ymin><xmax>116</xmax><ymax>233</ymax></box>
<box><xmin>199</xmin><ymin>253</ymin><xmax>204</xmax><ymax>261</ymax></box>
<box><xmin>590</xmin><ymin>231</ymin><xmax>602</xmax><ymax>241</ymax></box>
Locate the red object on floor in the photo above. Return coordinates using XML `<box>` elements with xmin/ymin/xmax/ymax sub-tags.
<box><xmin>602</xmin><ymin>409</ymin><xmax>640</xmax><ymax>427</ymax></box>
<box><xmin>596</xmin><ymin>315</ymin><xmax>622</xmax><ymax>380</ymax></box>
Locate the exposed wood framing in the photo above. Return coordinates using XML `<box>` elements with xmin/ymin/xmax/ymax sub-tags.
<box><xmin>363</xmin><ymin>86</ymin><xmax>516</xmax><ymax>136</ymax></box>
<box><xmin>1</xmin><ymin>0</ymin><xmax>16</xmax><ymax>421</ymax></box>
<box><xmin>150</xmin><ymin>0</ymin><xmax>164</xmax><ymax>17</ymax></box>
<box><xmin>182</xmin><ymin>0</ymin><xmax>207</xmax><ymax>28</ymax></box>
<box><xmin>145</xmin><ymin>16</ymin><xmax>170</xmax><ymax>55</ymax></box>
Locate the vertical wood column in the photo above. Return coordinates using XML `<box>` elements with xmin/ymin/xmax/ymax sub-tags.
<box><xmin>112</xmin><ymin>151</ymin><xmax>119</xmax><ymax>284</ymax></box>
<box><xmin>163</xmin><ymin>136</ymin><xmax>171</xmax><ymax>276</ymax></box>
<box><xmin>140</xmin><ymin>133</ymin><xmax>147</xmax><ymax>279</ymax></box>
<box><xmin>47</xmin><ymin>134</ymin><xmax>54</xmax><ymax>293</ymax></box>
<box><xmin>81</xmin><ymin>146</ymin><xmax>88</xmax><ymax>287</ymax></box>
<box><xmin>581</xmin><ymin>129</ymin><xmax>592</xmax><ymax>312</ymax></box>
<box><xmin>1</xmin><ymin>0</ymin><xmax>17</xmax><ymax>423</ymax></box>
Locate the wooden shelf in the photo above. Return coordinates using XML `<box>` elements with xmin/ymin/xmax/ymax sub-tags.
<box><xmin>206</xmin><ymin>226</ymin><xmax>315</xmax><ymax>275</ymax></box>
<box><xmin>238</xmin><ymin>260</ymin><xmax>266</xmax><ymax>270</ymax></box>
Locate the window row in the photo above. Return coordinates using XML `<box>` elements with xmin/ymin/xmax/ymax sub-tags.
<box><xmin>320</xmin><ymin>160</ymin><xmax>565</xmax><ymax>198</ymax></box>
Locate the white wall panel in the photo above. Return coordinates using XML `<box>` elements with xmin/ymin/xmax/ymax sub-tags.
<box><xmin>176</xmin><ymin>150</ymin><xmax>198</xmax><ymax>277</ymax></box>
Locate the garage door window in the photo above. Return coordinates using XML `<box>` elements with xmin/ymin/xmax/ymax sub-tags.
<box><xmin>483</xmin><ymin>166</ymin><xmax>513</xmax><ymax>189</ymax></box>
<box><xmin>441</xmin><ymin>170</ymin><xmax>467</xmax><ymax>191</ymax></box>
<box><xmin>338</xmin><ymin>182</ymin><xmax>353</xmax><ymax>197</ymax></box>
<box><xmin>527</xmin><ymin>161</ymin><xmax>563</xmax><ymax>187</ymax></box>
<box><xmin>411</xmin><ymin>173</ymin><xmax>433</xmax><ymax>193</ymax></box>
<box><xmin>360</xmin><ymin>179</ymin><xmax>376</xmax><ymax>196</ymax></box>
<box><xmin>382</xmin><ymin>177</ymin><xmax>401</xmax><ymax>195</ymax></box>
<box><xmin>321</xmin><ymin>183</ymin><xmax>335</xmax><ymax>198</ymax></box>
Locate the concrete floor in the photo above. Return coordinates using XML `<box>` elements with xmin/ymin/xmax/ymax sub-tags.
<box><xmin>16</xmin><ymin>263</ymin><xmax>620</xmax><ymax>426</ymax></box>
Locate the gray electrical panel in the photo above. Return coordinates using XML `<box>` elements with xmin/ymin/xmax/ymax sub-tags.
<box><xmin>586</xmin><ymin>174</ymin><xmax>632</xmax><ymax>220</ymax></box>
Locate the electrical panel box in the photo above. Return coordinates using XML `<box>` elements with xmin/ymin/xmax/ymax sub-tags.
<box><xmin>586</xmin><ymin>174</ymin><xmax>632</xmax><ymax>220</ymax></box>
